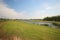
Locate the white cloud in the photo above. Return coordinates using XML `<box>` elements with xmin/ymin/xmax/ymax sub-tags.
<box><xmin>29</xmin><ymin>6</ymin><xmax>60</xmax><ymax>19</ymax></box>
<box><xmin>29</xmin><ymin>10</ymin><xmax>47</xmax><ymax>19</ymax></box>
<box><xmin>45</xmin><ymin>7</ymin><xmax>52</xmax><ymax>10</ymax></box>
<box><xmin>0</xmin><ymin>1</ymin><xmax>26</xmax><ymax>19</ymax></box>
<box><xmin>0</xmin><ymin>0</ymin><xmax>60</xmax><ymax>19</ymax></box>
<box><xmin>53</xmin><ymin>4</ymin><xmax>60</xmax><ymax>9</ymax></box>
<box><xmin>43</xmin><ymin>2</ymin><xmax>60</xmax><ymax>10</ymax></box>
<box><xmin>42</xmin><ymin>3</ymin><xmax>52</xmax><ymax>10</ymax></box>
<box><xmin>28</xmin><ymin>2</ymin><xmax>60</xmax><ymax>19</ymax></box>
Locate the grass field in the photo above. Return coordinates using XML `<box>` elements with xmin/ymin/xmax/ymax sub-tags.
<box><xmin>0</xmin><ymin>20</ymin><xmax>60</xmax><ymax>40</ymax></box>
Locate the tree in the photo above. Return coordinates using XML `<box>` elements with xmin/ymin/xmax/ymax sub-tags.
<box><xmin>43</xmin><ymin>15</ymin><xmax>60</xmax><ymax>21</ymax></box>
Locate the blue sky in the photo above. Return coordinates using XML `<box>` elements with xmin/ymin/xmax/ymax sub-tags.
<box><xmin>0</xmin><ymin>0</ymin><xmax>60</xmax><ymax>19</ymax></box>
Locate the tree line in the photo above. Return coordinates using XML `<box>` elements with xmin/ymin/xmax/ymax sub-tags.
<box><xmin>0</xmin><ymin>18</ymin><xmax>9</xmax><ymax>21</ymax></box>
<box><xmin>43</xmin><ymin>15</ymin><xmax>60</xmax><ymax>21</ymax></box>
<box><xmin>0</xmin><ymin>15</ymin><xmax>60</xmax><ymax>21</ymax></box>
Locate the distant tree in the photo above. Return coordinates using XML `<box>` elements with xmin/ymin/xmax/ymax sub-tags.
<box><xmin>0</xmin><ymin>18</ymin><xmax>9</xmax><ymax>21</ymax></box>
<box><xmin>43</xmin><ymin>15</ymin><xmax>60</xmax><ymax>21</ymax></box>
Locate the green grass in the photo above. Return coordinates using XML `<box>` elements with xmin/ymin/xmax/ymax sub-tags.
<box><xmin>53</xmin><ymin>22</ymin><xmax>60</xmax><ymax>26</ymax></box>
<box><xmin>0</xmin><ymin>20</ymin><xmax>60</xmax><ymax>40</ymax></box>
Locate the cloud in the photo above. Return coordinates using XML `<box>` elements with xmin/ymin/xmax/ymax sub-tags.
<box><xmin>43</xmin><ymin>2</ymin><xmax>60</xmax><ymax>10</ymax></box>
<box><xmin>29</xmin><ymin>2</ymin><xmax>60</xmax><ymax>19</ymax></box>
<box><xmin>0</xmin><ymin>1</ymin><xmax>26</xmax><ymax>19</ymax></box>
<box><xmin>0</xmin><ymin>0</ymin><xmax>60</xmax><ymax>19</ymax></box>
<box><xmin>53</xmin><ymin>4</ymin><xmax>60</xmax><ymax>9</ymax></box>
<box><xmin>29</xmin><ymin>10</ymin><xmax>49</xmax><ymax>19</ymax></box>
<box><xmin>24</xmin><ymin>3</ymin><xmax>60</xmax><ymax>19</ymax></box>
<box><xmin>29</xmin><ymin>10</ymin><xmax>59</xmax><ymax>19</ymax></box>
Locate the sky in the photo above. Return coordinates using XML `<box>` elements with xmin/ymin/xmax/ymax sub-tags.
<box><xmin>0</xmin><ymin>0</ymin><xmax>60</xmax><ymax>19</ymax></box>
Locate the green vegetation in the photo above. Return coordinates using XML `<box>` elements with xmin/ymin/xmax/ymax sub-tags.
<box><xmin>53</xmin><ymin>22</ymin><xmax>60</xmax><ymax>26</ymax></box>
<box><xmin>30</xmin><ymin>19</ymin><xmax>43</xmax><ymax>22</ymax></box>
<box><xmin>0</xmin><ymin>20</ymin><xmax>60</xmax><ymax>40</ymax></box>
<box><xmin>43</xmin><ymin>15</ymin><xmax>60</xmax><ymax>21</ymax></box>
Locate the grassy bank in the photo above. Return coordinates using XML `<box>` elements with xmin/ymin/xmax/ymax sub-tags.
<box><xmin>0</xmin><ymin>20</ymin><xmax>60</xmax><ymax>40</ymax></box>
<box><xmin>53</xmin><ymin>22</ymin><xmax>60</xmax><ymax>26</ymax></box>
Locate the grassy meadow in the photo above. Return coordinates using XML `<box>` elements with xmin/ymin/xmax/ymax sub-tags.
<box><xmin>0</xmin><ymin>20</ymin><xmax>60</xmax><ymax>40</ymax></box>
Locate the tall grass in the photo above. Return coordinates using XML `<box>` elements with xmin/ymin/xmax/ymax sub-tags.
<box><xmin>0</xmin><ymin>20</ymin><xmax>60</xmax><ymax>40</ymax></box>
